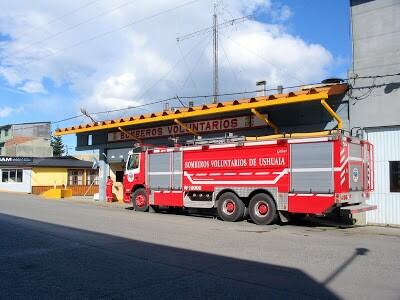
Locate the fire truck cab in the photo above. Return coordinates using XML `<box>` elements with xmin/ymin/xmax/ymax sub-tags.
<box><xmin>123</xmin><ymin>131</ymin><xmax>376</xmax><ymax>225</ymax></box>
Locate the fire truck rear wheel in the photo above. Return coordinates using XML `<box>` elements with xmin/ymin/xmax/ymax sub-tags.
<box><xmin>132</xmin><ymin>188</ymin><xmax>149</xmax><ymax>212</ymax></box>
<box><xmin>249</xmin><ymin>193</ymin><xmax>278</xmax><ymax>225</ymax></box>
<box><xmin>217</xmin><ymin>192</ymin><xmax>245</xmax><ymax>222</ymax></box>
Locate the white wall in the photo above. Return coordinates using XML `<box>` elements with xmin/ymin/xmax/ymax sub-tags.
<box><xmin>366</xmin><ymin>127</ymin><xmax>400</xmax><ymax>225</ymax></box>
<box><xmin>0</xmin><ymin>169</ymin><xmax>32</xmax><ymax>193</ymax></box>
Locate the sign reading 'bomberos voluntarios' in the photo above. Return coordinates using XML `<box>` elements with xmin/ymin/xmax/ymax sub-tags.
<box><xmin>107</xmin><ymin>115</ymin><xmax>268</xmax><ymax>142</ymax></box>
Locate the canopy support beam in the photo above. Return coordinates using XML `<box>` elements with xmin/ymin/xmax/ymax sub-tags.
<box><xmin>320</xmin><ymin>99</ymin><xmax>342</xmax><ymax>129</ymax></box>
<box><xmin>251</xmin><ymin>108</ymin><xmax>279</xmax><ymax>134</ymax></box>
<box><xmin>118</xmin><ymin>127</ymin><xmax>142</xmax><ymax>143</ymax></box>
<box><xmin>174</xmin><ymin>119</ymin><xmax>199</xmax><ymax>136</ymax></box>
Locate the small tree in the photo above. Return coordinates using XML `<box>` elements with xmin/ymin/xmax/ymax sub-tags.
<box><xmin>51</xmin><ymin>135</ymin><xmax>65</xmax><ymax>157</ymax></box>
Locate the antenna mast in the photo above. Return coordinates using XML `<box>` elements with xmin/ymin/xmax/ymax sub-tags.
<box><xmin>176</xmin><ymin>5</ymin><xmax>250</xmax><ymax>105</ymax></box>
<box><xmin>212</xmin><ymin>3</ymin><xmax>219</xmax><ymax>104</ymax></box>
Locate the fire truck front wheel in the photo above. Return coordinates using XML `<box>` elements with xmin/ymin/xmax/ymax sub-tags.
<box><xmin>249</xmin><ymin>193</ymin><xmax>278</xmax><ymax>225</ymax></box>
<box><xmin>217</xmin><ymin>192</ymin><xmax>245</xmax><ymax>222</ymax></box>
<box><xmin>132</xmin><ymin>188</ymin><xmax>149</xmax><ymax>212</ymax></box>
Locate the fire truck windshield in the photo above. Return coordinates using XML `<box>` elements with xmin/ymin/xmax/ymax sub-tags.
<box><xmin>127</xmin><ymin>154</ymin><xmax>139</xmax><ymax>170</ymax></box>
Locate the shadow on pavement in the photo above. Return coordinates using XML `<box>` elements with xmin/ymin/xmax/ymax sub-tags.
<box><xmin>0</xmin><ymin>212</ymin><xmax>341</xmax><ymax>299</ymax></box>
<box><xmin>125</xmin><ymin>205</ymin><xmax>358</xmax><ymax>229</ymax></box>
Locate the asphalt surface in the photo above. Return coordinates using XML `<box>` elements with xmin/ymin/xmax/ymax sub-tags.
<box><xmin>0</xmin><ymin>192</ymin><xmax>399</xmax><ymax>300</ymax></box>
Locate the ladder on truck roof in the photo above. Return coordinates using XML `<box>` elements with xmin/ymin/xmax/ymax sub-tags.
<box><xmin>148</xmin><ymin>129</ymin><xmax>364</xmax><ymax>151</ymax></box>
<box><xmin>186</xmin><ymin>134</ymin><xmax>246</xmax><ymax>146</ymax></box>
<box><xmin>185</xmin><ymin>130</ymin><xmax>356</xmax><ymax>146</ymax></box>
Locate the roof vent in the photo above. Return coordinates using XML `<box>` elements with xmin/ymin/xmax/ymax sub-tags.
<box><xmin>321</xmin><ymin>78</ymin><xmax>344</xmax><ymax>84</ymax></box>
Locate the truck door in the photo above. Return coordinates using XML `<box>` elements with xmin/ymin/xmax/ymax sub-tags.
<box><xmin>126</xmin><ymin>153</ymin><xmax>141</xmax><ymax>184</ymax></box>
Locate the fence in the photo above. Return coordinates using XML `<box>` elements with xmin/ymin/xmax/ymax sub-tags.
<box><xmin>32</xmin><ymin>185</ymin><xmax>99</xmax><ymax>196</ymax></box>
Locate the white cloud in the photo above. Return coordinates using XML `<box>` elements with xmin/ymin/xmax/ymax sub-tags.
<box><xmin>0</xmin><ymin>0</ymin><xmax>335</xmax><ymax>119</ymax></box>
<box><xmin>88</xmin><ymin>72</ymin><xmax>141</xmax><ymax>110</ymax></box>
<box><xmin>19</xmin><ymin>80</ymin><xmax>46</xmax><ymax>94</ymax></box>
<box><xmin>0</xmin><ymin>107</ymin><xmax>13</xmax><ymax>117</ymax></box>
<box><xmin>0</xmin><ymin>106</ymin><xmax>23</xmax><ymax>117</ymax></box>
<box><xmin>219</xmin><ymin>27</ymin><xmax>332</xmax><ymax>86</ymax></box>
<box><xmin>270</xmin><ymin>4</ymin><xmax>293</xmax><ymax>22</ymax></box>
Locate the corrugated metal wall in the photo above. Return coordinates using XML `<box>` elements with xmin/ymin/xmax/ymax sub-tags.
<box><xmin>366</xmin><ymin>127</ymin><xmax>400</xmax><ymax>225</ymax></box>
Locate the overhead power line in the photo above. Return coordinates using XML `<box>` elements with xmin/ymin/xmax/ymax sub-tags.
<box><xmin>87</xmin><ymin>81</ymin><xmax>325</xmax><ymax>118</ymax></box>
<box><xmin>117</xmin><ymin>32</ymin><xmax>211</xmax><ymax>119</ymax></box>
<box><xmin>22</xmin><ymin>0</ymin><xmax>105</xmax><ymax>36</ymax></box>
<box><xmin>70</xmin><ymin>72</ymin><xmax>400</xmax><ymax>121</ymax></box>
<box><xmin>13</xmin><ymin>0</ymin><xmax>138</xmax><ymax>56</ymax></box>
<box><xmin>348</xmin><ymin>72</ymin><xmax>400</xmax><ymax>79</ymax></box>
<box><xmin>7</xmin><ymin>72</ymin><xmax>398</xmax><ymax>131</ymax></box>
<box><xmin>177</xmin><ymin>35</ymin><xmax>213</xmax><ymax>94</ymax></box>
<box><xmin>11</xmin><ymin>0</ymin><xmax>201</xmax><ymax>67</ymax></box>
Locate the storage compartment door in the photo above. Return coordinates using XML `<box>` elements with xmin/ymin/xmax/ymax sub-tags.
<box><xmin>291</xmin><ymin>142</ymin><xmax>333</xmax><ymax>193</ymax></box>
<box><xmin>148</xmin><ymin>152</ymin><xmax>171</xmax><ymax>190</ymax></box>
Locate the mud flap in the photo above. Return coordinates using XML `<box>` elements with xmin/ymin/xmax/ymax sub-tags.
<box><xmin>278</xmin><ymin>211</ymin><xmax>289</xmax><ymax>223</ymax></box>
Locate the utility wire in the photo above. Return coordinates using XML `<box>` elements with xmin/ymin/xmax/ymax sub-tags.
<box><xmin>348</xmin><ymin>72</ymin><xmax>400</xmax><ymax>79</ymax></box>
<box><xmin>7</xmin><ymin>72</ymin><xmax>398</xmax><ymax>131</ymax></box>
<box><xmin>219</xmin><ymin>32</ymin><xmax>242</xmax><ymax>91</ymax></box>
<box><xmin>21</xmin><ymin>0</ymin><xmax>105</xmax><ymax>36</ymax></box>
<box><xmin>178</xmin><ymin>35</ymin><xmax>213</xmax><ymax>93</ymax></box>
<box><xmin>10</xmin><ymin>0</ymin><xmax>201</xmax><ymax>67</ymax></box>
<box><xmin>115</xmin><ymin>32</ymin><xmax>210</xmax><ymax>119</ymax></box>
<box><xmin>88</xmin><ymin>81</ymin><xmax>324</xmax><ymax>119</ymax></box>
<box><xmin>86</xmin><ymin>72</ymin><xmax>400</xmax><ymax>118</ymax></box>
<box><xmin>12</xmin><ymin>0</ymin><xmax>138</xmax><ymax>56</ymax></box>
<box><xmin>177</xmin><ymin>40</ymin><xmax>200</xmax><ymax>95</ymax></box>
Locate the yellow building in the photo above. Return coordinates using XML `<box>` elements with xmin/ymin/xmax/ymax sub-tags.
<box><xmin>0</xmin><ymin>156</ymin><xmax>98</xmax><ymax>196</ymax></box>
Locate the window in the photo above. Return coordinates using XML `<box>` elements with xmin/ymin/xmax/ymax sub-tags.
<box><xmin>86</xmin><ymin>170</ymin><xmax>98</xmax><ymax>185</ymax></box>
<box><xmin>68</xmin><ymin>169</ymin><xmax>83</xmax><ymax>185</ymax></box>
<box><xmin>4</xmin><ymin>129</ymin><xmax>8</xmax><ymax>137</ymax></box>
<box><xmin>1</xmin><ymin>169</ymin><xmax>23</xmax><ymax>183</ymax></box>
<box><xmin>390</xmin><ymin>161</ymin><xmax>400</xmax><ymax>193</ymax></box>
<box><xmin>87</xmin><ymin>134</ymin><xmax>93</xmax><ymax>146</ymax></box>
<box><xmin>127</xmin><ymin>154</ymin><xmax>139</xmax><ymax>170</ymax></box>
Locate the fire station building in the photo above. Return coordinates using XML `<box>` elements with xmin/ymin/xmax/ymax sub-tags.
<box><xmin>56</xmin><ymin>84</ymin><xmax>349</xmax><ymax>203</ymax></box>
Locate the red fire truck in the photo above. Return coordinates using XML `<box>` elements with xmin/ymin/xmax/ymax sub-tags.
<box><xmin>122</xmin><ymin>132</ymin><xmax>376</xmax><ymax>225</ymax></box>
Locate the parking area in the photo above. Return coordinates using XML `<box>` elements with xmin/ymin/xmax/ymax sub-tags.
<box><xmin>0</xmin><ymin>192</ymin><xmax>399</xmax><ymax>299</ymax></box>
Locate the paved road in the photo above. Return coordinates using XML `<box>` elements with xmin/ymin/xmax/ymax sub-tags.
<box><xmin>0</xmin><ymin>192</ymin><xmax>399</xmax><ymax>299</ymax></box>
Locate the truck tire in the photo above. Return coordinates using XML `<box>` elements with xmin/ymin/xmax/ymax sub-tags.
<box><xmin>217</xmin><ymin>192</ymin><xmax>245</xmax><ymax>222</ymax></box>
<box><xmin>249</xmin><ymin>193</ymin><xmax>278</xmax><ymax>225</ymax></box>
<box><xmin>132</xmin><ymin>188</ymin><xmax>149</xmax><ymax>212</ymax></box>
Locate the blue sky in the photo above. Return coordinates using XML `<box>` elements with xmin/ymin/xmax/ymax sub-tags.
<box><xmin>0</xmin><ymin>0</ymin><xmax>351</xmax><ymax>151</ymax></box>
